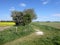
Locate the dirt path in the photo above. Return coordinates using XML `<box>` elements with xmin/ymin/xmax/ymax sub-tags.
<box><xmin>3</xmin><ymin>32</ymin><xmax>41</xmax><ymax>45</ymax></box>
<box><xmin>4</xmin><ymin>30</ymin><xmax>44</xmax><ymax>45</ymax></box>
<box><xmin>0</xmin><ymin>26</ymin><xmax>11</xmax><ymax>31</ymax></box>
<box><xmin>3</xmin><ymin>25</ymin><xmax>44</xmax><ymax>45</ymax></box>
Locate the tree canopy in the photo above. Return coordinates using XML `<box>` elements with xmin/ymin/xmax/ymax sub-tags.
<box><xmin>11</xmin><ymin>9</ymin><xmax>37</xmax><ymax>26</ymax></box>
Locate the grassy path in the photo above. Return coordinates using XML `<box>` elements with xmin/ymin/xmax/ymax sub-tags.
<box><xmin>3</xmin><ymin>33</ymin><xmax>36</xmax><ymax>45</ymax></box>
<box><xmin>3</xmin><ymin>25</ymin><xmax>44</xmax><ymax>45</ymax></box>
<box><xmin>2</xmin><ymin>23</ymin><xmax>60</xmax><ymax>45</ymax></box>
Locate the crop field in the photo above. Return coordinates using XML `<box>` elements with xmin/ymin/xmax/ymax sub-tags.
<box><xmin>0</xmin><ymin>22</ymin><xmax>15</xmax><ymax>27</ymax></box>
<box><xmin>38</xmin><ymin>22</ymin><xmax>60</xmax><ymax>29</ymax></box>
<box><xmin>0</xmin><ymin>22</ymin><xmax>60</xmax><ymax>45</ymax></box>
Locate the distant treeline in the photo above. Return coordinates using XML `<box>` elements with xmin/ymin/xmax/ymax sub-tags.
<box><xmin>0</xmin><ymin>20</ymin><xmax>60</xmax><ymax>22</ymax></box>
<box><xmin>36</xmin><ymin>21</ymin><xmax>60</xmax><ymax>23</ymax></box>
<box><xmin>0</xmin><ymin>20</ymin><xmax>13</xmax><ymax>22</ymax></box>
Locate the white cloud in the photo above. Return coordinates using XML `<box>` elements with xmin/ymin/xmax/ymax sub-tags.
<box><xmin>9</xmin><ymin>7</ymin><xmax>15</xmax><ymax>11</ymax></box>
<box><xmin>52</xmin><ymin>14</ymin><xmax>60</xmax><ymax>17</ymax></box>
<box><xmin>41</xmin><ymin>0</ymin><xmax>49</xmax><ymax>5</ymax></box>
<box><xmin>19</xmin><ymin>3</ymin><xmax>26</xmax><ymax>7</ymax></box>
<box><xmin>42</xmin><ymin>1</ymin><xmax>48</xmax><ymax>5</ymax></box>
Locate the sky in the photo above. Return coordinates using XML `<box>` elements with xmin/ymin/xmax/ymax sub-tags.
<box><xmin>0</xmin><ymin>0</ymin><xmax>60</xmax><ymax>21</ymax></box>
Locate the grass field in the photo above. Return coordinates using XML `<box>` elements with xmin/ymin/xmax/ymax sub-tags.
<box><xmin>0</xmin><ymin>22</ymin><xmax>60</xmax><ymax>45</ymax></box>
<box><xmin>0</xmin><ymin>24</ymin><xmax>34</xmax><ymax>45</ymax></box>
<box><xmin>0</xmin><ymin>22</ymin><xmax>15</xmax><ymax>27</ymax></box>
<box><xmin>38</xmin><ymin>22</ymin><xmax>60</xmax><ymax>29</ymax></box>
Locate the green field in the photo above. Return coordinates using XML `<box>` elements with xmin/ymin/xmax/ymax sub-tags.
<box><xmin>0</xmin><ymin>22</ymin><xmax>60</xmax><ymax>45</ymax></box>
<box><xmin>39</xmin><ymin>22</ymin><xmax>60</xmax><ymax>29</ymax></box>
<box><xmin>0</xmin><ymin>22</ymin><xmax>15</xmax><ymax>27</ymax></box>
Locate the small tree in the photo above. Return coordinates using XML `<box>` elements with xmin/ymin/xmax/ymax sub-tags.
<box><xmin>11</xmin><ymin>9</ymin><xmax>37</xmax><ymax>26</ymax></box>
<box><xmin>23</xmin><ymin>9</ymin><xmax>37</xmax><ymax>20</ymax></box>
<box><xmin>23</xmin><ymin>14</ymin><xmax>31</xmax><ymax>25</ymax></box>
<box><xmin>11</xmin><ymin>11</ymin><xmax>24</xmax><ymax>25</ymax></box>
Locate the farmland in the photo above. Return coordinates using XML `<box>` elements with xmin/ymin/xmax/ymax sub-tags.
<box><xmin>0</xmin><ymin>22</ymin><xmax>60</xmax><ymax>45</ymax></box>
<box><xmin>0</xmin><ymin>22</ymin><xmax>15</xmax><ymax>27</ymax></box>
<box><xmin>0</xmin><ymin>22</ymin><xmax>15</xmax><ymax>31</ymax></box>
<box><xmin>38</xmin><ymin>22</ymin><xmax>60</xmax><ymax>29</ymax></box>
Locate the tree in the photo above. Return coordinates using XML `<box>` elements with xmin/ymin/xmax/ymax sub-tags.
<box><xmin>11</xmin><ymin>9</ymin><xmax>37</xmax><ymax>26</ymax></box>
<box><xmin>23</xmin><ymin>14</ymin><xmax>31</xmax><ymax>25</ymax></box>
<box><xmin>23</xmin><ymin>9</ymin><xmax>37</xmax><ymax>20</ymax></box>
<box><xmin>11</xmin><ymin>11</ymin><xmax>24</xmax><ymax>25</ymax></box>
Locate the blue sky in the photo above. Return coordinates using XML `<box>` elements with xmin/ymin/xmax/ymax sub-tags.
<box><xmin>0</xmin><ymin>0</ymin><xmax>60</xmax><ymax>21</ymax></box>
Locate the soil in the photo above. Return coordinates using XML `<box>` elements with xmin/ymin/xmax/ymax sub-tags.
<box><xmin>0</xmin><ymin>26</ymin><xmax>11</xmax><ymax>31</ymax></box>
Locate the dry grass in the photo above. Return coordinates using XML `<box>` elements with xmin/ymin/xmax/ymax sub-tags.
<box><xmin>39</xmin><ymin>22</ymin><xmax>60</xmax><ymax>29</ymax></box>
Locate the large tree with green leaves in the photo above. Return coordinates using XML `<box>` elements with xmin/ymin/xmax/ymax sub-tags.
<box><xmin>11</xmin><ymin>11</ymin><xmax>24</xmax><ymax>25</ymax></box>
<box><xmin>23</xmin><ymin>9</ymin><xmax>37</xmax><ymax>20</ymax></box>
<box><xmin>11</xmin><ymin>9</ymin><xmax>37</xmax><ymax>26</ymax></box>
